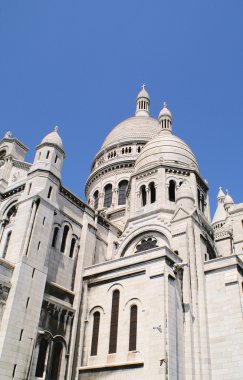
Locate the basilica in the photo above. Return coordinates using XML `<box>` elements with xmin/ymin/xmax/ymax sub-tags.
<box><xmin>0</xmin><ymin>86</ymin><xmax>242</xmax><ymax>380</ymax></box>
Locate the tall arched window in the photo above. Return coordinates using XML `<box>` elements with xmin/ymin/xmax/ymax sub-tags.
<box><xmin>149</xmin><ymin>182</ymin><xmax>156</xmax><ymax>204</ymax></box>
<box><xmin>50</xmin><ymin>341</ymin><xmax>63</xmax><ymax>380</ymax></box>
<box><xmin>169</xmin><ymin>180</ymin><xmax>176</xmax><ymax>202</ymax></box>
<box><xmin>109</xmin><ymin>290</ymin><xmax>120</xmax><ymax>354</ymax></box>
<box><xmin>197</xmin><ymin>189</ymin><xmax>201</xmax><ymax>209</ymax></box>
<box><xmin>93</xmin><ymin>190</ymin><xmax>99</xmax><ymax>210</ymax></box>
<box><xmin>35</xmin><ymin>338</ymin><xmax>49</xmax><ymax>378</ymax></box>
<box><xmin>141</xmin><ymin>185</ymin><xmax>147</xmax><ymax>207</ymax></box>
<box><xmin>104</xmin><ymin>184</ymin><xmax>113</xmax><ymax>208</ymax></box>
<box><xmin>91</xmin><ymin>311</ymin><xmax>100</xmax><ymax>356</ymax></box>
<box><xmin>60</xmin><ymin>225</ymin><xmax>69</xmax><ymax>253</ymax></box>
<box><xmin>69</xmin><ymin>237</ymin><xmax>76</xmax><ymax>258</ymax></box>
<box><xmin>201</xmin><ymin>194</ymin><xmax>205</xmax><ymax>213</ymax></box>
<box><xmin>118</xmin><ymin>180</ymin><xmax>128</xmax><ymax>205</ymax></box>
<box><xmin>2</xmin><ymin>231</ymin><xmax>11</xmax><ymax>259</ymax></box>
<box><xmin>129</xmin><ymin>305</ymin><xmax>138</xmax><ymax>351</ymax></box>
<box><xmin>52</xmin><ymin>227</ymin><xmax>59</xmax><ymax>248</ymax></box>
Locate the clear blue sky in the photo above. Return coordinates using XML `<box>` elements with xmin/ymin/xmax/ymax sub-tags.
<box><xmin>0</xmin><ymin>1</ymin><xmax>242</xmax><ymax>216</ymax></box>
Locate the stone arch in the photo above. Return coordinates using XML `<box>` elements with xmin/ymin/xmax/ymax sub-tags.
<box><xmin>118</xmin><ymin>225</ymin><xmax>171</xmax><ymax>257</ymax></box>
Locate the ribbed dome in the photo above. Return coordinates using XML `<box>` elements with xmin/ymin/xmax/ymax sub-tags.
<box><xmin>135</xmin><ymin>130</ymin><xmax>199</xmax><ymax>172</ymax></box>
<box><xmin>41</xmin><ymin>127</ymin><xmax>63</xmax><ymax>149</ymax></box>
<box><xmin>137</xmin><ymin>86</ymin><xmax>150</xmax><ymax>100</ymax></box>
<box><xmin>101</xmin><ymin>116</ymin><xmax>160</xmax><ymax>149</ymax></box>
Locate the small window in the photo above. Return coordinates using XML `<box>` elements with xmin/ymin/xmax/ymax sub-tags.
<box><xmin>2</xmin><ymin>231</ymin><xmax>12</xmax><ymax>258</ymax></box>
<box><xmin>35</xmin><ymin>339</ymin><xmax>48</xmax><ymax>378</ymax></box>
<box><xmin>69</xmin><ymin>237</ymin><xmax>76</xmax><ymax>258</ymax></box>
<box><xmin>46</xmin><ymin>151</ymin><xmax>50</xmax><ymax>159</ymax></box>
<box><xmin>118</xmin><ymin>180</ymin><xmax>128</xmax><ymax>206</ymax></box>
<box><xmin>109</xmin><ymin>290</ymin><xmax>120</xmax><ymax>354</ymax></box>
<box><xmin>104</xmin><ymin>184</ymin><xmax>113</xmax><ymax>208</ymax></box>
<box><xmin>169</xmin><ymin>180</ymin><xmax>176</xmax><ymax>202</ymax></box>
<box><xmin>52</xmin><ymin>227</ymin><xmax>59</xmax><ymax>248</ymax></box>
<box><xmin>61</xmin><ymin>225</ymin><xmax>69</xmax><ymax>253</ymax></box>
<box><xmin>149</xmin><ymin>182</ymin><xmax>156</xmax><ymax>203</ymax></box>
<box><xmin>47</xmin><ymin>186</ymin><xmax>52</xmax><ymax>199</ymax></box>
<box><xmin>93</xmin><ymin>190</ymin><xmax>99</xmax><ymax>210</ymax></box>
<box><xmin>129</xmin><ymin>305</ymin><xmax>137</xmax><ymax>351</ymax></box>
<box><xmin>91</xmin><ymin>311</ymin><xmax>100</xmax><ymax>356</ymax></box>
<box><xmin>37</xmin><ymin>241</ymin><xmax>41</xmax><ymax>251</ymax></box>
<box><xmin>26</xmin><ymin>297</ymin><xmax>30</xmax><ymax>309</ymax></box>
<box><xmin>19</xmin><ymin>329</ymin><xmax>23</xmax><ymax>341</ymax></box>
<box><xmin>141</xmin><ymin>185</ymin><xmax>147</xmax><ymax>207</ymax></box>
<box><xmin>28</xmin><ymin>183</ymin><xmax>32</xmax><ymax>195</ymax></box>
<box><xmin>55</xmin><ymin>155</ymin><xmax>58</xmax><ymax>163</ymax></box>
<box><xmin>38</xmin><ymin>152</ymin><xmax>41</xmax><ymax>160</ymax></box>
<box><xmin>43</xmin><ymin>217</ymin><xmax>46</xmax><ymax>225</ymax></box>
<box><xmin>197</xmin><ymin>189</ymin><xmax>201</xmax><ymax>209</ymax></box>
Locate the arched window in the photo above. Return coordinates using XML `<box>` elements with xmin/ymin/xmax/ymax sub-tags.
<box><xmin>91</xmin><ymin>311</ymin><xmax>100</xmax><ymax>356</ymax></box>
<box><xmin>129</xmin><ymin>305</ymin><xmax>138</xmax><ymax>351</ymax></box>
<box><xmin>60</xmin><ymin>225</ymin><xmax>69</xmax><ymax>253</ymax></box>
<box><xmin>93</xmin><ymin>190</ymin><xmax>99</xmax><ymax>210</ymax></box>
<box><xmin>109</xmin><ymin>290</ymin><xmax>120</xmax><ymax>354</ymax></box>
<box><xmin>201</xmin><ymin>194</ymin><xmax>205</xmax><ymax>213</ymax></box>
<box><xmin>104</xmin><ymin>184</ymin><xmax>113</xmax><ymax>208</ymax></box>
<box><xmin>52</xmin><ymin>227</ymin><xmax>59</xmax><ymax>248</ymax></box>
<box><xmin>69</xmin><ymin>237</ymin><xmax>76</xmax><ymax>258</ymax></box>
<box><xmin>35</xmin><ymin>338</ymin><xmax>49</xmax><ymax>377</ymax></box>
<box><xmin>169</xmin><ymin>180</ymin><xmax>176</xmax><ymax>202</ymax></box>
<box><xmin>149</xmin><ymin>182</ymin><xmax>156</xmax><ymax>203</ymax></box>
<box><xmin>0</xmin><ymin>149</ymin><xmax>6</xmax><ymax>160</ymax></box>
<box><xmin>197</xmin><ymin>189</ymin><xmax>201</xmax><ymax>209</ymax></box>
<box><xmin>50</xmin><ymin>341</ymin><xmax>63</xmax><ymax>380</ymax></box>
<box><xmin>2</xmin><ymin>231</ymin><xmax>11</xmax><ymax>258</ymax></box>
<box><xmin>141</xmin><ymin>185</ymin><xmax>147</xmax><ymax>207</ymax></box>
<box><xmin>118</xmin><ymin>180</ymin><xmax>128</xmax><ymax>205</ymax></box>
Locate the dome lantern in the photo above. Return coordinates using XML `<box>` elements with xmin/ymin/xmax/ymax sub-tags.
<box><xmin>158</xmin><ymin>102</ymin><xmax>172</xmax><ymax>132</ymax></box>
<box><xmin>135</xmin><ymin>84</ymin><xmax>150</xmax><ymax>117</ymax></box>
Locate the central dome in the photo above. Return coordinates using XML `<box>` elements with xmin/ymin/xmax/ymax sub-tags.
<box><xmin>101</xmin><ymin>116</ymin><xmax>160</xmax><ymax>149</ymax></box>
<box><xmin>135</xmin><ymin>130</ymin><xmax>199</xmax><ymax>172</ymax></box>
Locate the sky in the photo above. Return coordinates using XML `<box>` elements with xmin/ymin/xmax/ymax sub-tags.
<box><xmin>0</xmin><ymin>0</ymin><xmax>242</xmax><ymax>216</ymax></box>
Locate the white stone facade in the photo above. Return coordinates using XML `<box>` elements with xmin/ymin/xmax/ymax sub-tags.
<box><xmin>0</xmin><ymin>88</ymin><xmax>242</xmax><ymax>380</ymax></box>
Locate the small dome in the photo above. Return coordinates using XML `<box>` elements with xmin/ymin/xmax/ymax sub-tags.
<box><xmin>136</xmin><ymin>84</ymin><xmax>150</xmax><ymax>100</ymax></box>
<box><xmin>224</xmin><ymin>192</ymin><xmax>234</xmax><ymax>206</ymax></box>
<box><xmin>41</xmin><ymin>126</ymin><xmax>63</xmax><ymax>149</ymax></box>
<box><xmin>101</xmin><ymin>116</ymin><xmax>160</xmax><ymax>149</ymax></box>
<box><xmin>135</xmin><ymin>132</ymin><xmax>199</xmax><ymax>173</ymax></box>
<box><xmin>158</xmin><ymin>102</ymin><xmax>172</xmax><ymax>119</ymax></box>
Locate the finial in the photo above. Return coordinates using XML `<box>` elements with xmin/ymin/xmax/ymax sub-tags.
<box><xmin>54</xmin><ymin>125</ymin><xmax>59</xmax><ymax>132</ymax></box>
<box><xmin>163</xmin><ymin>101</ymin><xmax>167</xmax><ymax>108</ymax></box>
<box><xmin>142</xmin><ymin>83</ymin><xmax>146</xmax><ymax>90</ymax></box>
<box><xmin>4</xmin><ymin>131</ymin><xmax>12</xmax><ymax>138</ymax></box>
<box><xmin>226</xmin><ymin>189</ymin><xmax>229</xmax><ymax>194</ymax></box>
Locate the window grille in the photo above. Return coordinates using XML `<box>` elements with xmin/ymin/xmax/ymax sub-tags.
<box><xmin>104</xmin><ymin>184</ymin><xmax>113</xmax><ymax>208</ymax></box>
<box><xmin>129</xmin><ymin>305</ymin><xmax>137</xmax><ymax>351</ymax></box>
<box><xmin>118</xmin><ymin>180</ymin><xmax>128</xmax><ymax>205</ymax></box>
<box><xmin>109</xmin><ymin>290</ymin><xmax>120</xmax><ymax>353</ymax></box>
<box><xmin>91</xmin><ymin>311</ymin><xmax>100</xmax><ymax>356</ymax></box>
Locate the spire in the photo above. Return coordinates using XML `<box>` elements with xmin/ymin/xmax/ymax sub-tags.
<box><xmin>212</xmin><ymin>187</ymin><xmax>227</xmax><ymax>225</ymax></box>
<box><xmin>158</xmin><ymin>102</ymin><xmax>172</xmax><ymax>132</ymax></box>
<box><xmin>217</xmin><ymin>187</ymin><xmax>225</xmax><ymax>203</ymax></box>
<box><xmin>135</xmin><ymin>84</ymin><xmax>150</xmax><ymax>116</ymax></box>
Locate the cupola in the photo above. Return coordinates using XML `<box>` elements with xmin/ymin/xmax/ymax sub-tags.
<box><xmin>30</xmin><ymin>126</ymin><xmax>65</xmax><ymax>180</ymax></box>
<box><xmin>135</xmin><ymin>84</ymin><xmax>150</xmax><ymax>117</ymax></box>
<box><xmin>224</xmin><ymin>190</ymin><xmax>234</xmax><ymax>211</ymax></box>
<box><xmin>158</xmin><ymin>102</ymin><xmax>172</xmax><ymax>132</ymax></box>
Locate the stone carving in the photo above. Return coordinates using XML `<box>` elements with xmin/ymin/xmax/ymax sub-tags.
<box><xmin>135</xmin><ymin>237</ymin><xmax>158</xmax><ymax>253</ymax></box>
